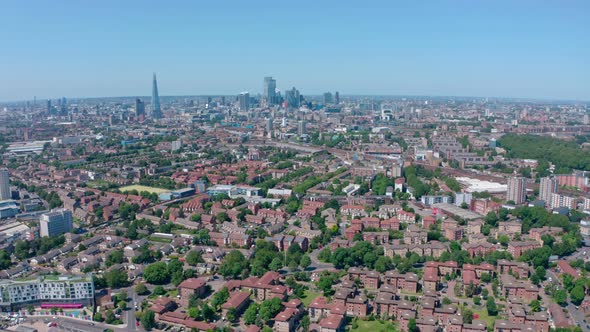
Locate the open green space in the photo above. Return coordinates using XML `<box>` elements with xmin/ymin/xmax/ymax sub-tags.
<box><xmin>301</xmin><ymin>290</ymin><xmax>323</xmax><ymax>307</ymax></box>
<box><xmin>473</xmin><ymin>308</ymin><xmax>496</xmax><ymax>328</ymax></box>
<box><xmin>350</xmin><ymin>319</ymin><xmax>398</xmax><ymax>332</ymax></box>
<box><xmin>120</xmin><ymin>185</ymin><xmax>169</xmax><ymax>194</ymax></box>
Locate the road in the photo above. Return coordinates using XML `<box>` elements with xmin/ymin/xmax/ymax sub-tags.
<box><xmin>23</xmin><ymin>315</ymin><xmax>135</xmax><ymax>332</ymax></box>
<box><xmin>307</xmin><ymin>247</ymin><xmax>335</xmax><ymax>271</ymax></box>
<box><xmin>125</xmin><ymin>287</ymin><xmax>138</xmax><ymax>330</ymax></box>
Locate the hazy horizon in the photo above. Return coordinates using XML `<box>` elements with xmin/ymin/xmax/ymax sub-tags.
<box><xmin>1</xmin><ymin>0</ymin><xmax>588</xmax><ymax>102</ymax></box>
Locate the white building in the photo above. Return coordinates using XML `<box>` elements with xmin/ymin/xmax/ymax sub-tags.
<box><xmin>0</xmin><ymin>275</ymin><xmax>94</xmax><ymax>310</ymax></box>
<box><xmin>455</xmin><ymin>192</ymin><xmax>473</xmax><ymax>207</ymax></box>
<box><xmin>40</xmin><ymin>209</ymin><xmax>73</xmax><ymax>237</ymax></box>
<box><xmin>550</xmin><ymin>193</ymin><xmax>576</xmax><ymax>210</ymax></box>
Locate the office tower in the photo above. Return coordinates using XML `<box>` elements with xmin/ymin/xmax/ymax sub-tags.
<box><xmin>266</xmin><ymin>117</ymin><xmax>273</xmax><ymax>138</ymax></box>
<box><xmin>151</xmin><ymin>73</ymin><xmax>162</xmax><ymax>119</ymax></box>
<box><xmin>285</xmin><ymin>87</ymin><xmax>300</xmax><ymax>108</ymax></box>
<box><xmin>263</xmin><ymin>76</ymin><xmax>277</xmax><ymax>106</ymax></box>
<box><xmin>135</xmin><ymin>98</ymin><xmax>145</xmax><ymax>118</ymax></box>
<box><xmin>238</xmin><ymin>92</ymin><xmax>250</xmax><ymax>110</ymax></box>
<box><xmin>323</xmin><ymin>92</ymin><xmax>333</xmax><ymax>105</ymax></box>
<box><xmin>207</xmin><ymin>96</ymin><xmax>212</xmax><ymax>105</ymax></box>
<box><xmin>0</xmin><ymin>169</ymin><xmax>10</xmax><ymax>201</ymax></box>
<box><xmin>298</xmin><ymin>120</ymin><xmax>306</xmax><ymax>136</ymax></box>
<box><xmin>335</xmin><ymin>91</ymin><xmax>340</xmax><ymax>104</ymax></box>
<box><xmin>539</xmin><ymin>177</ymin><xmax>559</xmax><ymax>204</ymax></box>
<box><xmin>507</xmin><ymin>177</ymin><xmax>527</xmax><ymax>205</ymax></box>
<box><xmin>221</xmin><ymin>96</ymin><xmax>226</xmax><ymax>106</ymax></box>
<box><xmin>40</xmin><ymin>209</ymin><xmax>73</xmax><ymax>237</ymax></box>
<box><xmin>46</xmin><ymin>99</ymin><xmax>52</xmax><ymax>114</ymax></box>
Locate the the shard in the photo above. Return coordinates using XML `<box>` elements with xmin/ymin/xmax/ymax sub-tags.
<box><xmin>151</xmin><ymin>73</ymin><xmax>162</xmax><ymax>119</ymax></box>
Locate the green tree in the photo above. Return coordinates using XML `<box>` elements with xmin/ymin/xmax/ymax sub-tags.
<box><xmin>0</xmin><ymin>250</ymin><xmax>12</xmax><ymax>269</ymax></box>
<box><xmin>498</xmin><ymin>235</ymin><xmax>510</xmax><ymax>247</ymax></box>
<box><xmin>152</xmin><ymin>285</ymin><xmax>166</xmax><ymax>296</ymax></box>
<box><xmin>104</xmin><ymin>269</ymin><xmax>129</xmax><ymax>288</ymax></box>
<box><xmin>243</xmin><ymin>303</ymin><xmax>259</xmax><ymax>325</ymax></box>
<box><xmin>219</xmin><ymin>250</ymin><xmax>249</xmax><ymax>279</ymax></box>
<box><xmin>554</xmin><ymin>289</ymin><xmax>568</xmax><ymax>306</ymax></box>
<box><xmin>105</xmin><ymin>250</ymin><xmax>124</xmax><ymax>267</ymax></box>
<box><xmin>141</xmin><ymin>310</ymin><xmax>156</xmax><ymax>330</ymax></box>
<box><xmin>117</xmin><ymin>301</ymin><xmax>127</xmax><ymax>310</ymax></box>
<box><xmin>408</xmin><ymin>318</ymin><xmax>419</xmax><ymax>332</ymax></box>
<box><xmin>462</xmin><ymin>308</ymin><xmax>474</xmax><ymax>324</ymax></box>
<box><xmin>225</xmin><ymin>307</ymin><xmax>237</xmax><ymax>322</ymax></box>
<box><xmin>530</xmin><ymin>300</ymin><xmax>541</xmax><ymax>312</ymax></box>
<box><xmin>486</xmin><ymin>296</ymin><xmax>498</xmax><ymax>316</ymax></box>
<box><xmin>135</xmin><ymin>283</ymin><xmax>150</xmax><ymax>296</ymax></box>
<box><xmin>201</xmin><ymin>303</ymin><xmax>215</xmax><ymax>321</ymax></box>
<box><xmin>143</xmin><ymin>262</ymin><xmax>170</xmax><ymax>284</ymax></box>
<box><xmin>105</xmin><ymin>310</ymin><xmax>116</xmax><ymax>324</ymax></box>
<box><xmin>269</xmin><ymin>257</ymin><xmax>283</xmax><ymax>271</ymax></box>
<box><xmin>185</xmin><ymin>250</ymin><xmax>203</xmax><ymax>266</ymax></box>
<box><xmin>300</xmin><ymin>255</ymin><xmax>312</xmax><ymax>269</ymax></box>
<box><xmin>570</xmin><ymin>285</ymin><xmax>585</xmax><ymax>306</ymax></box>
<box><xmin>211</xmin><ymin>287</ymin><xmax>230</xmax><ymax>309</ymax></box>
<box><xmin>93</xmin><ymin>312</ymin><xmax>103</xmax><ymax>322</ymax></box>
<box><xmin>188</xmin><ymin>307</ymin><xmax>200</xmax><ymax>319</ymax></box>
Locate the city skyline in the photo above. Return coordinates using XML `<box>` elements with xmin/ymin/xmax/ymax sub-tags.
<box><xmin>1</xmin><ymin>0</ymin><xmax>589</xmax><ymax>102</ymax></box>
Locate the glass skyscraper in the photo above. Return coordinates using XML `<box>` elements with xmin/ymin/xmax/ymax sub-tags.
<box><xmin>263</xmin><ymin>76</ymin><xmax>276</xmax><ymax>106</ymax></box>
<box><xmin>151</xmin><ymin>73</ymin><xmax>162</xmax><ymax>119</ymax></box>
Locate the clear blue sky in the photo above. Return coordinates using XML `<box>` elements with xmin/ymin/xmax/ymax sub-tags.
<box><xmin>1</xmin><ymin>0</ymin><xmax>589</xmax><ymax>101</ymax></box>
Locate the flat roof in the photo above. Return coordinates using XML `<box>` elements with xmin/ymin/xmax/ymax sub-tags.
<box><xmin>456</xmin><ymin>177</ymin><xmax>507</xmax><ymax>193</ymax></box>
<box><xmin>433</xmin><ymin>203</ymin><xmax>483</xmax><ymax>220</ymax></box>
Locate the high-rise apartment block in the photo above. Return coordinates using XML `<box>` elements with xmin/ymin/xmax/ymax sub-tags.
<box><xmin>507</xmin><ymin>177</ymin><xmax>527</xmax><ymax>205</ymax></box>
<box><xmin>539</xmin><ymin>176</ymin><xmax>558</xmax><ymax>204</ymax></box>
<box><xmin>0</xmin><ymin>169</ymin><xmax>10</xmax><ymax>201</ymax></box>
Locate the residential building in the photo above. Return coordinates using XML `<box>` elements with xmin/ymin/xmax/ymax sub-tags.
<box><xmin>539</xmin><ymin>177</ymin><xmax>558</xmax><ymax>205</ymax></box>
<box><xmin>507</xmin><ymin>177</ymin><xmax>527</xmax><ymax>204</ymax></box>
<box><xmin>0</xmin><ymin>169</ymin><xmax>9</xmax><ymax>201</ymax></box>
<box><xmin>0</xmin><ymin>275</ymin><xmax>94</xmax><ymax>310</ymax></box>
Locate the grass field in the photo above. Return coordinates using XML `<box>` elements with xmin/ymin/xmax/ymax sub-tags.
<box><xmin>350</xmin><ymin>320</ymin><xmax>398</xmax><ymax>332</ymax></box>
<box><xmin>301</xmin><ymin>290</ymin><xmax>323</xmax><ymax>307</ymax></box>
<box><xmin>119</xmin><ymin>185</ymin><xmax>169</xmax><ymax>194</ymax></box>
<box><xmin>473</xmin><ymin>308</ymin><xmax>496</xmax><ymax>328</ymax></box>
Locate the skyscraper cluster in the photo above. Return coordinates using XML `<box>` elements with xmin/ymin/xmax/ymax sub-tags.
<box><xmin>285</xmin><ymin>87</ymin><xmax>301</xmax><ymax>109</ymax></box>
